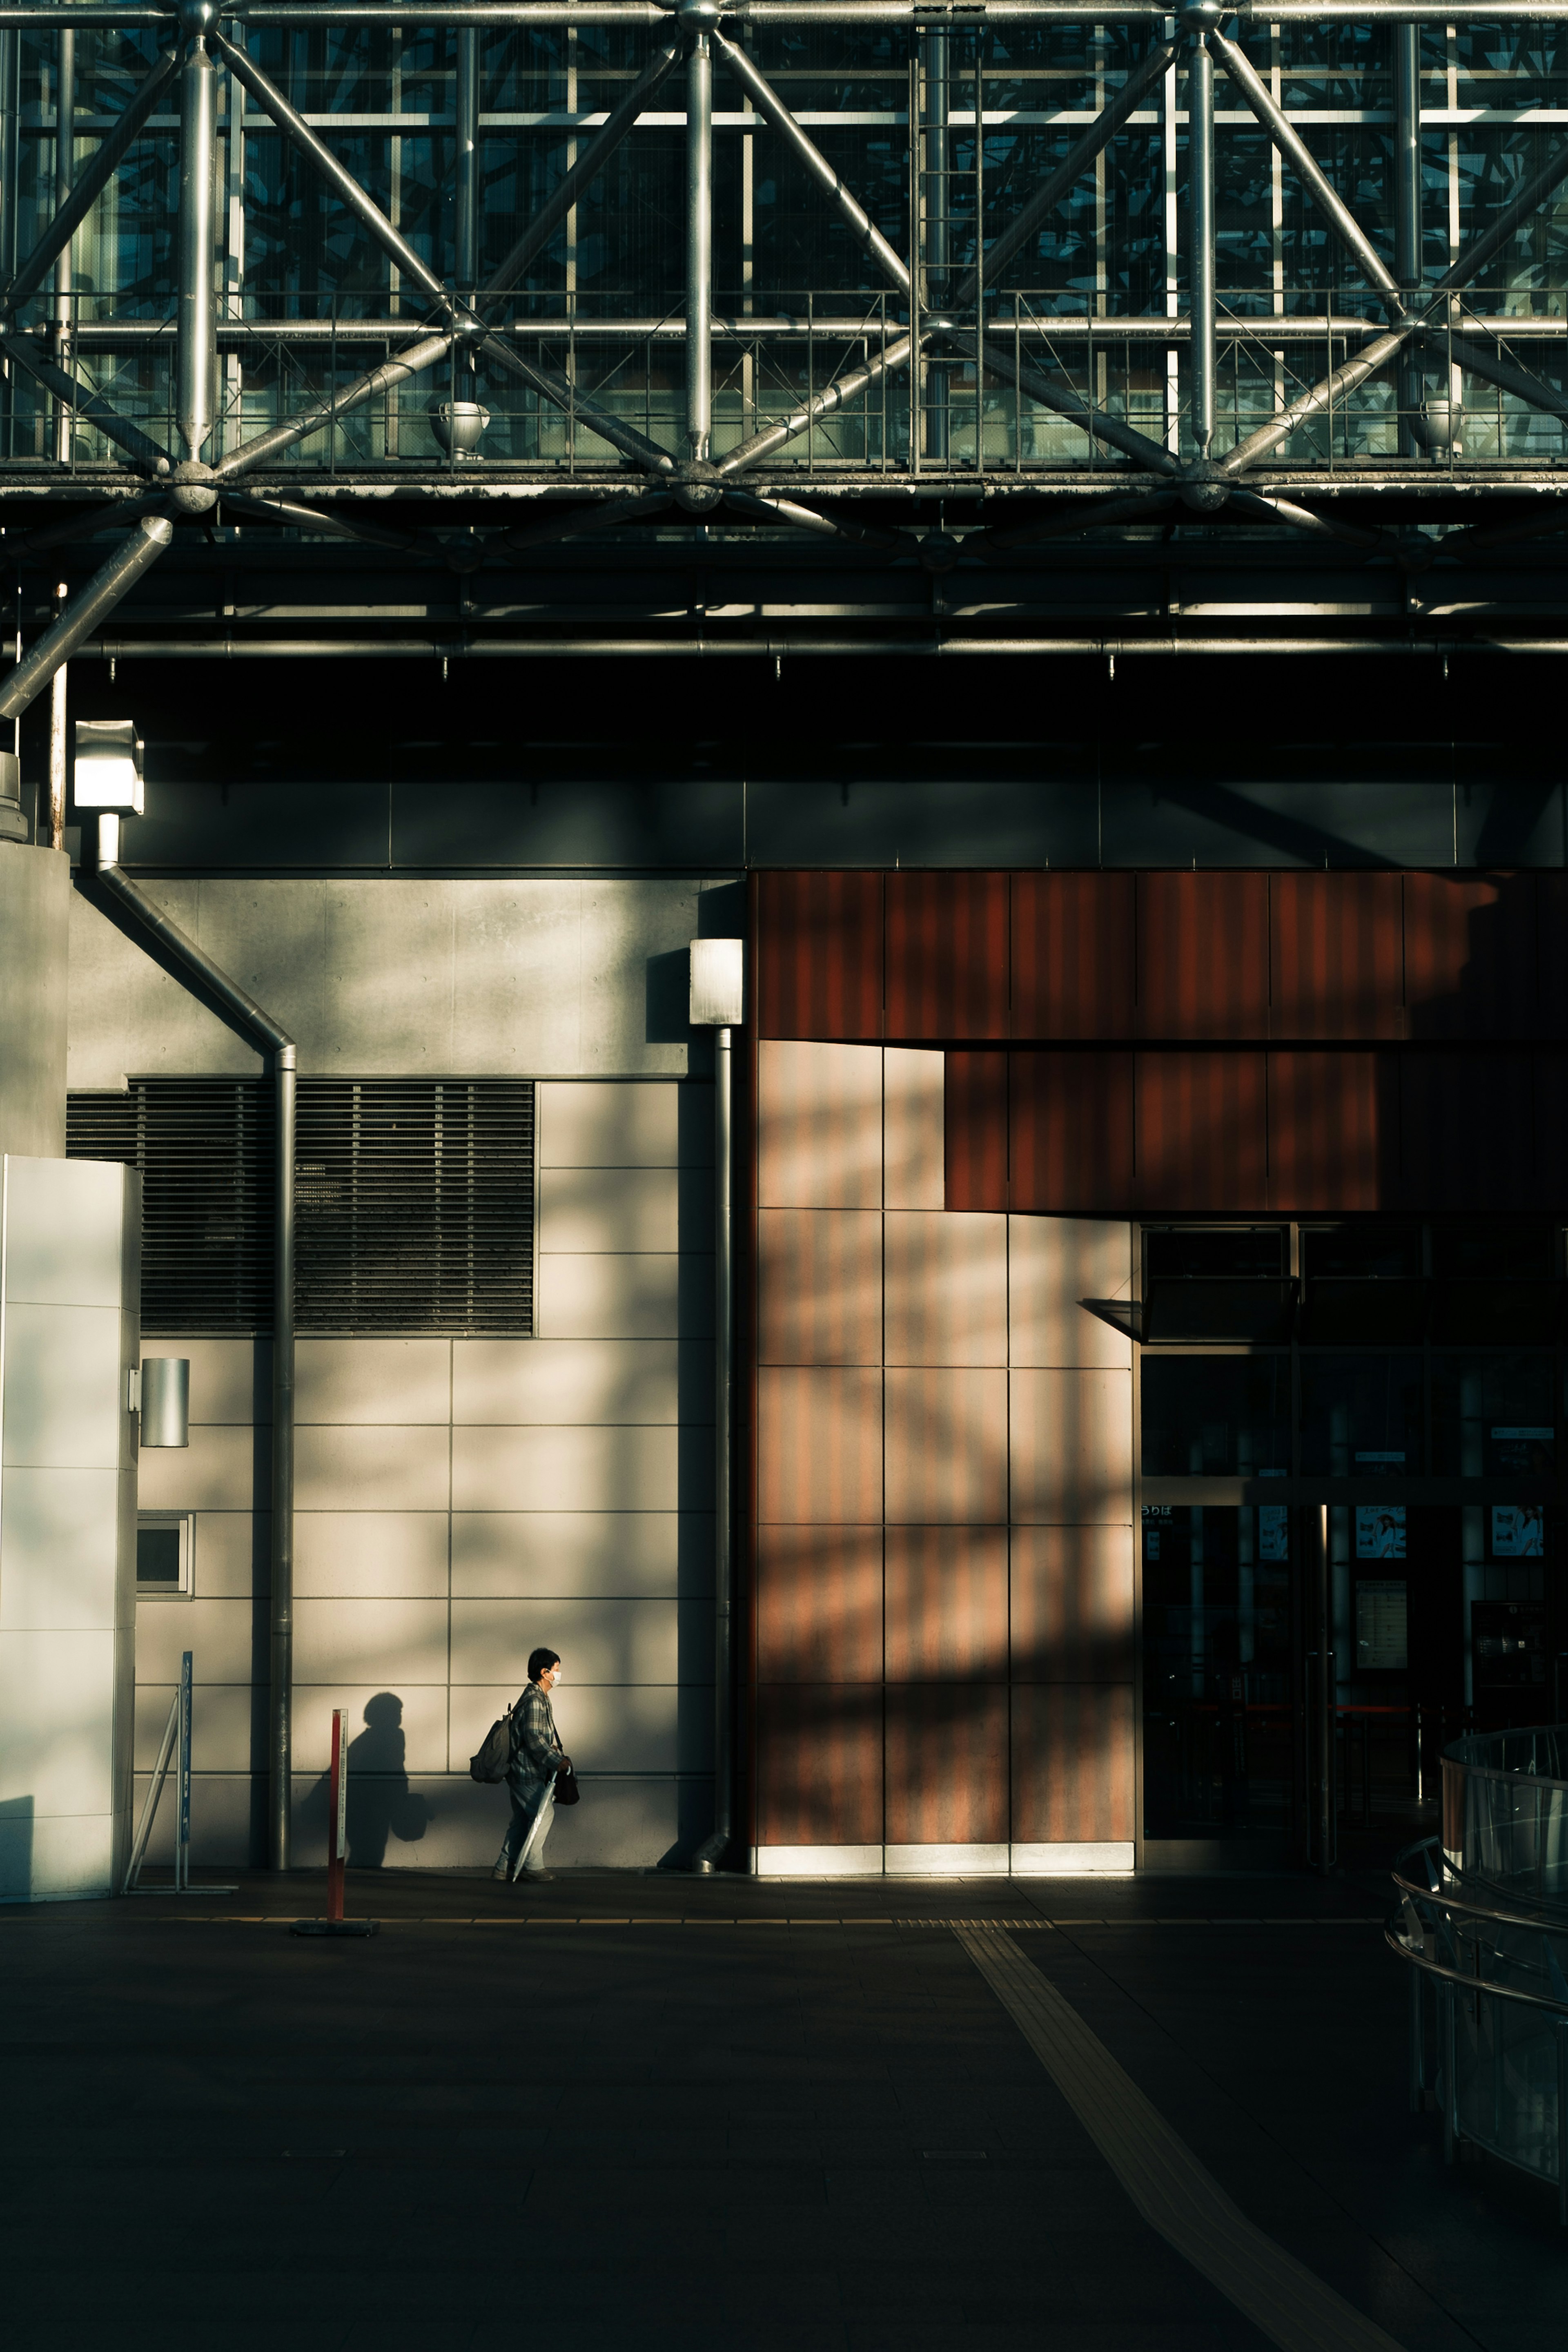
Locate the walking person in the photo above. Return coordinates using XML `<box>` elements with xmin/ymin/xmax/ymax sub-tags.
<box><xmin>492</xmin><ymin>1648</ymin><xmax>570</xmax><ymax>1884</ymax></box>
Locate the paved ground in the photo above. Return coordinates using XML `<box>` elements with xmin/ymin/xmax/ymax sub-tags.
<box><xmin>0</xmin><ymin>1866</ymin><xmax>1557</xmax><ymax>2349</ymax></box>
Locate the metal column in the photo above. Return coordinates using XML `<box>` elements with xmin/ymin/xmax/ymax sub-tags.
<box><xmin>177</xmin><ymin>27</ymin><xmax>217</xmax><ymax>463</ymax></box>
<box><xmin>923</xmin><ymin>27</ymin><xmax>949</xmax><ymax>463</ymax></box>
<box><xmin>53</xmin><ymin>25</ymin><xmax>73</xmax><ymax>464</ymax></box>
<box><xmin>455</xmin><ymin>27</ymin><xmax>479</xmax><ymax>288</ymax></box>
<box><xmin>1396</xmin><ymin>21</ymin><xmax>1423</xmax><ymax>452</ymax></box>
<box><xmin>709</xmin><ymin>1024</ymin><xmax>735</xmax><ymax>1868</ymax></box>
<box><xmin>1189</xmin><ymin>27</ymin><xmax>1216</xmax><ymax>457</ymax></box>
<box><xmin>685</xmin><ymin>20</ymin><xmax>713</xmax><ymax>461</ymax></box>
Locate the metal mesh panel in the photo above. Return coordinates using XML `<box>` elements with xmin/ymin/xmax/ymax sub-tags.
<box><xmin>66</xmin><ymin>1077</ymin><xmax>535</xmax><ymax>1336</ymax></box>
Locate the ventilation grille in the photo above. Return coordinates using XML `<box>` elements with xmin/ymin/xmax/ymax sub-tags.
<box><xmin>67</xmin><ymin>1078</ymin><xmax>535</xmax><ymax>1337</ymax></box>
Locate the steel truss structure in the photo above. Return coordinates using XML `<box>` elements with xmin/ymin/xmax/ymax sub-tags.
<box><xmin>6</xmin><ymin>0</ymin><xmax>1568</xmax><ymax>676</ymax></box>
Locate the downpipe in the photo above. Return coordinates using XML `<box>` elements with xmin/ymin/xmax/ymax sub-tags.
<box><xmin>691</xmin><ymin>1022</ymin><xmax>733</xmax><ymax>1874</ymax></box>
<box><xmin>84</xmin><ymin>812</ymin><xmax>296</xmax><ymax>1872</ymax></box>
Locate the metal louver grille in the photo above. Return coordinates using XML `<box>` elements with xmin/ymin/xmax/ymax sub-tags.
<box><xmin>67</xmin><ymin>1080</ymin><xmax>272</xmax><ymax>1334</ymax></box>
<box><xmin>295</xmin><ymin>1081</ymin><xmax>535</xmax><ymax>1335</ymax></box>
<box><xmin>67</xmin><ymin>1078</ymin><xmax>535</xmax><ymax>1337</ymax></box>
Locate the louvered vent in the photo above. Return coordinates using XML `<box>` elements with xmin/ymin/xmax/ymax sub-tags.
<box><xmin>294</xmin><ymin>1081</ymin><xmax>535</xmax><ymax>1334</ymax></box>
<box><xmin>67</xmin><ymin>1078</ymin><xmax>534</xmax><ymax>1336</ymax></box>
<box><xmin>67</xmin><ymin>1080</ymin><xmax>272</xmax><ymax>1333</ymax></box>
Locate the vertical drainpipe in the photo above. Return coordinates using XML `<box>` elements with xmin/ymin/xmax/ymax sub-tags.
<box><xmin>689</xmin><ymin>940</ymin><xmax>741</xmax><ymax>1874</ymax></box>
<box><xmin>85</xmin><ymin>816</ymin><xmax>296</xmax><ymax>1870</ymax></box>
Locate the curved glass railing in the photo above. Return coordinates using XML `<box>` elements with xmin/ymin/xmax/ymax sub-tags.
<box><xmin>1389</xmin><ymin>1728</ymin><xmax>1568</xmax><ymax>2219</ymax></box>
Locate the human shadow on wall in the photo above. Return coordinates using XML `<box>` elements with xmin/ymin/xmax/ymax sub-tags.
<box><xmin>298</xmin><ymin>1694</ymin><xmax>430</xmax><ymax>1868</ymax></box>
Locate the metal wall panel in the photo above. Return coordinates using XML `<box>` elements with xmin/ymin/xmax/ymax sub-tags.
<box><xmin>1402</xmin><ymin>874</ymin><xmax>1539</xmax><ymax>1040</ymax></box>
<box><xmin>884</xmin><ymin>1368</ymin><xmax>1009</xmax><ymax>1526</ymax></box>
<box><xmin>1539</xmin><ymin>879</ymin><xmax>1568</xmax><ymax>1038</ymax></box>
<box><xmin>1009</xmin><ymin>1051</ymin><xmax>1136</xmax><ymax>1215</ymax></box>
<box><xmin>1267</xmin><ymin>1051</ymin><xmax>1388</xmax><ymax>1213</ymax></box>
<box><xmin>1010</xmin><ymin>1685</ymin><xmax>1135</xmax><ymax>1844</ymax></box>
<box><xmin>756</xmin><ymin>1040</ymin><xmax>884</xmax><ymax>1211</ymax></box>
<box><xmin>885</xmin><ymin>871</ymin><xmax>1009</xmax><ymax>1041</ymax></box>
<box><xmin>1009</xmin><ymin>1525</ymin><xmax>1135</xmax><ymax>1685</ymax></box>
<box><xmin>1269</xmin><ymin>873</ymin><xmax>1404</xmax><ymax>1041</ymax></box>
<box><xmin>1011</xmin><ymin>873</ymin><xmax>1136</xmax><ymax>1040</ymax></box>
<box><xmin>757</xmin><ymin>1208</ymin><xmax>883</xmax><ymax>1367</ymax></box>
<box><xmin>884</xmin><ymin>1527</ymin><xmax>1009</xmax><ymax>1683</ymax></box>
<box><xmin>754</xmin><ymin>1683</ymin><xmax>884</xmax><ymax>1848</ymax></box>
<box><xmin>882</xmin><ymin>1211</ymin><xmax>1008</xmax><ymax>1368</ymax></box>
<box><xmin>1136</xmin><ymin>874</ymin><xmax>1271</xmax><ymax>1039</ymax></box>
<box><xmin>755</xmin><ymin>1526</ymin><xmax>883</xmax><ymax>1683</ymax></box>
<box><xmin>1398</xmin><ymin>1052</ymin><xmax>1538</xmax><ymax>1210</ymax></box>
<box><xmin>756</xmin><ymin>1368</ymin><xmax>883</xmax><ymax>1523</ymax></box>
<box><xmin>884</xmin><ymin>1686</ymin><xmax>1009</xmax><ymax>1846</ymax></box>
<box><xmin>1134</xmin><ymin>1050</ymin><xmax>1270</xmax><ymax>1211</ymax></box>
<box><xmin>756</xmin><ymin>872</ymin><xmax>884</xmax><ymax>1042</ymax></box>
<box><xmin>944</xmin><ymin>1050</ymin><xmax>1010</xmax><ymax>1214</ymax></box>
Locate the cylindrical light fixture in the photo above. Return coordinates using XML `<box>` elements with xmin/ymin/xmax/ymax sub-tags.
<box><xmin>140</xmin><ymin>1357</ymin><xmax>190</xmax><ymax>1449</ymax></box>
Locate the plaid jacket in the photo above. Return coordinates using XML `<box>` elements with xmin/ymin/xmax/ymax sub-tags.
<box><xmin>508</xmin><ymin>1679</ymin><xmax>562</xmax><ymax>1792</ymax></box>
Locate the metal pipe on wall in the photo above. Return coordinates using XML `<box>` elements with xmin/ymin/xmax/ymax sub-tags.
<box><xmin>1188</xmin><ymin>28</ymin><xmax>1215</xmax><ymax>458</ymax></box>
<box><xmin>693</xmin><ymin>1021</ymin><xmax>733</xmax><ymax>1874</ymax></box>
<box><xmin>685</xmin><ymin>21</ymin><xmax>712</xmax><ymax>461</ymax></box>
<box><xmin>45</xmin><ymin>576</ymin><xmax>66</xmax><ymax>845</ymax></box>
<box><xmin>176</xmin><ymin>27</ymin><xmax>216</xmax><ymax>462</ymax></box>
<box><xmin>53</xmin><ymin>23</ymin><xmax>73</xmax><ymax>464</ymax></box>
<box><xmin>84</xmin><ymin>812</ymin><xmax>297</xmax><ymax>1873</ymax></box>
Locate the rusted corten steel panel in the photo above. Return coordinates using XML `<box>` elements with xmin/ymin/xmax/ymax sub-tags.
<box><xmin>754</xmin><ymin>1684</ymin><xmax>884</xmax><ymax>1846</ymax></box>
<box><xmin>756</xmin><ymin>870</ymin><xmax>884</xmax><ymax>1040</ymax></box>
<box><xmin>1010</xmin><ymin>1685</ymin><xmax>1135</xmax><ymax>1843</ymax></box>
<box><xmin>1136</xmin><ymin>873</ymin><xmax>1270</xmax><ymax>1039</ymax></box>
<box><xmin>1009</xmin><ymin>1049</ymin><xmax>1136</xmax><ymax>1213</ymax></box>
<box><xmin>1267</xmin><ymin>1050</ymin><xmax>1389</xmax><ymax>1212</ymax></box>
<box><xmin>945</xmin><ymin>1048</ymin><xmax>1010</xmax><ymax>1211</ymax></box>
<box><xmin>1399</xmin><ymin>1050</ymin><xmax>1538</xmax><ymax>1208</ymax></box>
<box><xmin>1009</xmin><ymin>1525</ymin><xmax>1134</xmax><ymax>1686</ymax></box>
<box><xmin>1403</xmin><ymin>874</ymin><xmax>1538</xmax><ymax>1039</ymax></box>
<box><xmin>885</xmin><ymin>869</ymin><xmax>1009</xmax><ymax>1039</ymax></box>
<box><xmin>1011</xmin><ymin>872</ymin><xmax>1136</xmax><ymax>1039</ymax></box>
<box><xmin>884</xmin><ymin>1526</ymin><xmax>1009</xmax><ymax>1682</ymax></box>
<box><xmin>755</xmin><ymin>1525</ymin><xmax>883</xmax><ymax>1683</ymax></box>
<box><xmin>1135</xmin><ymin>1050</ymin><xmax>1269</xmax><ymax>1210</ymax></box>
<box><xmin>757</xmin><ymin>1207</ymin><xmax>883</xmax><ymax>1366</ymax></box>
<box><xmin>884</xmin><ymin>1685</ymin><xmax>1009</xmax><ymax>1844</ymax></box>
<box><xmin>1269</xmin><ymin>873</ymin><xmax>1404</xmax><ymax>1040</ymax></box>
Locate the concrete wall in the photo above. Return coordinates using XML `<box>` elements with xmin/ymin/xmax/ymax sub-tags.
<box><xmin>752</xmin><ymin>1041</ymin><xmax>1137</xmax><ymax>1877</ymax></box>
<box><xmin>83</xmin><ymin>876</ymin><xmax>731</xmax><ymax>1870</ymax></box>
<box><xmin>0</xmin><ymin>845</ymin><xmax>69</xmax><ymax>1157</ymax></box>
<box><xmin>0</xmin><ymin>1156</ymin><xmax>138</xmax><ymax>1899</ymax></box>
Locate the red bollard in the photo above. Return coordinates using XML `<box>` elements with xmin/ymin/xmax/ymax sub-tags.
<box><xmin>291</xmin><ymin>1707</ymin><xmax>377</xmax><ymax>1938</ymax></box>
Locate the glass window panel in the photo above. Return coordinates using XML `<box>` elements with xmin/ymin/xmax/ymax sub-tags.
<box><xmin>1141</xmin><ymin>1356</ymin><xmax>1290</xmax><ymax>1476</ymax></box>
<box><xmin>1298</xmin><ymin>1353</ymin><xmax>1424</xmax><ymax>1476</ymax></box>
<box><xmin>1432</xmin><ymin>1353</ymin><xmax>1557</xmax><ymax>1477</ymax></box>
<box><xmin>1147</xmin><ymin>1228</ymin><xmax>1285</xmax><ymax>1280</ymax></box>
<box><xmin>1301</xmin><ymin>1225</ymin><xmax>1422</xmax><ymax>1280</ymax></box>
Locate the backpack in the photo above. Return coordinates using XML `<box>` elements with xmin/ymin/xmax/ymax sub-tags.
<box><xmin>469</xmin><ymin>1697</ymin><xmax>520</xmax><ymax>1784</ymax></box>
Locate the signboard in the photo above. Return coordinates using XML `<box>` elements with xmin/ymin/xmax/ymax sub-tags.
<box><xmin>1356</xmin><ymin>1580</ymin><xmax>1408</xmax><ymax>1671</ymax></box>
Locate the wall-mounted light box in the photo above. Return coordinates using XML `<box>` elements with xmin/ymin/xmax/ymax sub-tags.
<box><xmin>72</xmin><ymin>718</ymin><xmax>144</xmax><ymax>815</ymax></box>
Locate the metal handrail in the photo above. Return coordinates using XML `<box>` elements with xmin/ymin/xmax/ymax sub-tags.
<box><xmin>1384</xmin><ymin>1926</ymin><xmax>1568</xmax><ymax>2019</ymax></box>
<box><xmin>1389</xmin><ymin>1859</ymin><xmax>1568</xmax><ymax>1940</ymax></box>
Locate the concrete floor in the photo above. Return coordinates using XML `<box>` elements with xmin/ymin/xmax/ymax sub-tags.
<box><xmin>0</xmin><ymin>1867</ymin><xmax>1557</xmax><ymax>2350</ymax></box>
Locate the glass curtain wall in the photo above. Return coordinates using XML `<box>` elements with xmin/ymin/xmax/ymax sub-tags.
<box><xmin>6</xmin><ymin>17</ymin><xmax>1568</xmax><ymax>470</ymax></box>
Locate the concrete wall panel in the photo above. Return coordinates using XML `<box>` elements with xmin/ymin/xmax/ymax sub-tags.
<box><xmin>293</xmin><ymin>1597</ymin><xmax>450</xmax><ymax>1685</ymax></box>
<box><xmin>450</xmin><ymin>1596</ymin><xmax>680</xmax><ymax>1686</ymax></box>
<box><xmin>0</xmin><ymin>1628</ymin><xmax>116</xmax><ymax>1811</ymax></box>
<box><xmin>294</xmin><ymin>1512</ymin><xmax>450</xmax><ymax>1598</ymax></box>
<box><xmin>454</xmin><ymin>1337</ymin><xmax>683</xmax><ymax>1426</ymax></box>
<box><xmin>537</xmin><ymin>1251</ymin><xmax>710</xmax><ymax>1340</ymax></box>
<box><xmin>0</xmin><ymin>848</ymin><xmax>69</xmax><ymax>1159</ymax></box>
<box><xmin>296</xmin><ymin>1339</ymin><xmax>451</xmax><ymax>1426</ymax></box>
<box><xmin>452</xmin><ymin>1422</ymin><xmax>682</xmax><ymax>1514</ymax></box>
<box><xmin>134</xmin><ymin>1680</ymin><xmax>256</xmax><ymax>1773</ymax></box>
<box><xmin>0</xmin><ymin>1468</ymin><xmax>120</xmax><ymax>1628</ymax></box>
<box><xmin>186</xmin><ymin>1512</ymin><xmax>257</xmax><ymax>1598</ymax></box>
<box><xmin>142</xmin><ymin>1335</ymin><xmax>264</xmax><ymax>1424</ymax></box>
<box><xmin>137</xmin><ymin>1424</ymin><xmax>257</xmax><ymax>1511</ymax></box>
<box><xmin>539</xmin><ymin>1164</ymin><xmax>683</xmax><ymax>1255</ymax></box>
<box><xmin>538</xmin><ymin>1077</ymin><xmax>686</xmax><ymax>1167</ymax></box>
<box><xmin>294</xmin><ymin>1423</ymin><xmax>451</xmax><ymax>1512</ymax></box>
<box><xmin>2</xmin><ymin>1304</ymin><xmax>122</xmax><ymax>1467</ymax></box>
<box><xmin>292</xmin><ymin>1684</ymin><xmax>450</xmax><ymax>1778</ymax></box>
<box><xmin>451</xmin><ymin>1510</ymin><xmax>697</xmax><ymax>1598</ymax></box>
<box><xmin>134</xmin><ymin>1596</ymin><xmax>256</xmax><ymax>1684</ymax></box>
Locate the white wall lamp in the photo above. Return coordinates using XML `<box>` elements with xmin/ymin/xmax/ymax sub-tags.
<box><xmin>71</xmin><ymin>718</ymin><xmax>145</xmax><ymax>816</ymax></box>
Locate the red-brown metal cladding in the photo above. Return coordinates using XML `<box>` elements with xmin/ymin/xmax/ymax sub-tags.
<box><xmin>944</xmin><ymin>1048</ymin><xmax>1010</xmax><ymax>1211</ymax></box>
<box><xmin>884</xmin><ymin>1527</ymin><xmax>1009</xmax><ymax>1682</ymax></box>
<box><xmin>1010</xmin><ymin>1684</ymin><xmax>1134</xmax><ymax>1843</ymax></box>
<box><xmin>1134</xmin><ymin>1050</ymin><xmax>1269</xmax><ymax>1210</ymax></box>
<box><xmin>755</xmin><ymin>1367</ymin><xmax>883</xmax><ymax>1522</ymax></box>
<box><xmin>1011</xmin><ymin>871</ymin><xmax>1136</xmax><ymax>1039</ymax></box>
<box><xmin>1403</xmin><ymin>873</ymin><xmax>1538</xmax><ymax>1039</ymax></box>
<box><xmin>755</xmin><ymin>869</ymin><xmax>883</xmax><ymax>1039</ymax></box>
<box><xmin>1136</xmin><ymin>873</ymin><xmax>1270</xmax><ymax>1038</ymax></box>
<box><xmin>755</xmin><ymin>1525</ymin><xmax>883</xmax><ymax>1682</ymax></box>
<box><xmin>1267</xmin><ymin>1050</ymin><xmax>1388</xmax><ymax>1211</ymax></box>
<box><xmin>1008</xmin><ymin>1049</ymin><xmax>1135</xmax><ymax>1213</ymax></box>
<box><xmin>884</xmin><ymin>1684</ymin><xmax>1009</xmax><ymax>1844</ymax></box>
<box><xmin>1269</xmin><ymin>872</ymin><xmax>1404</xmax><ymax>1039</ymax></box>
<box><xmin>754</xmin><ymin>1683</ymin><xmax>884</xmax><ymax>1846</ymax></box>
<box><xmin>885</xmin><ymin>869</ymin><xmax>1009</xmax><ymax>1038</ymax></box>
<box><xmin>1009</xmin><ymin>1525</ymin><xmax>1134</xmax><ymax>1686</ymax></box>
<box><xmin>757</xmin><ymin>1207</ymin><xmax>882</xmax><ymax>1365</ymax></box>
<box><xmin>1399</xmin><ymin>1050</ymin><xmax>1538</xmax><ymax>1208</ymax></box>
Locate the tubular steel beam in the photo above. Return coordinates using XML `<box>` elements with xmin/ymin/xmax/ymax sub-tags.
<box><xmin>212</xmin><ymin>328</ymin><xmax>455</xmax><ymax>478</ymax></box>
<box><xmin>483</xmin><ymin>332</ymin><xmax>677</xmax><ymax>472</ymax></box>
<box><xmin>214</xmin><ymin>28</ymin><xmax>454</xmax><ymax>312</ymax></box>
<box><xmin>0</xmin><ymin>511</ymin><xmax>171</xmax><ymax>719</ymax></box>
<box><xmin>1189</xmin><ymin>28</ymin><xmax>1216</xmax><ymax>458</ymax></box>
<box><xmin>498</xmin><ymin>488</ymin><xmax>674</xmax><ymax>549</ymax></box>
<box><xmin>53</xmin><ymin>24</ymin><xmax>74</xmax><ymax>463</ymax></box>
<box><xmin>455</xmin><ymin>25</ymin><xmax>479</xmax><ymax>285</ymax></box>
<box><xmin>480</xmin><ymin>34</ymin><xmax>683</xmax><ymax>301</ymax></box>
<box><xmin>1226</xmin><ymin>485</ymin><xmax>1388</xmax><ymax>546</ymax></box>
<box><xmin>722</xmin><ymin>483</ymin><xmax>910</xmax><ymax>546</ymax></box>
<box><xmin>712</xmin><ymin>26</ymin><xmax>909</xmax><ymax>294</ymax></box>
<box><xmin>716</xmin><ymin>331</ymin><xmax>913</xmax><ymax>473</ymax></box>
<box><xmin>1208</xmin><ymin>24</ymin><xmax>1405</xmax><ymax>316</ymax></box>
<box><xmin>4</xmin><ymin>41</ymin><xmax>181</xmax><ymax>319</ymax></box>
<box><xmin>176</xmin><ymin>31</ymin><xmax>216</xmax><ymax>462</ymax></box>
<box><xmin>0</xmin><ymin>328</ymin><xmax>170</xmax><ymax>468</ymax></box>
<box><xmin>1395</xmin><ymin>20</ymin><xmax>1422</xmax><ymax>289</ymax></box>
<box><xmin>978</xmin><ymin>338</ymin><xmax>1183</xmax><ymax>474</ymax></box>
<box><xmin>686</xmin><ymin>25</ymin><xmax>713</xmax><ymax>462</ymax></box>
<box><xmin>218</xmin><ymin>488</ymin><xmax>424</xmax><ymax>548</ymax></box>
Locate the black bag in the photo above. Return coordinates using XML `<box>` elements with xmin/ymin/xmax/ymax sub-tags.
<box><xmin>554</xmin><ymin>1758</ymin><xmax>581</xmax><ymax>1808</ymax></box>
<box><xmin>469</xmin><ymin>1699</ymin><xmax>518</xmax><ymax>1784</ymax></box>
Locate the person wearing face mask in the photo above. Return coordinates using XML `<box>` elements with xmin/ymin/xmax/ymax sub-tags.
<box><xmin>492</xmin><ymin>1646</ymin><xmax>570</xmax><ymax>1884</ymax></box>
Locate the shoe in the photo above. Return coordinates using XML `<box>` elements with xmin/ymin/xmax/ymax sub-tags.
<box><xmin>519</xmin><ymin>1869</ymin><xmax>555</xmax><ymax>1883</ymax></box>
<box><xmin>491</xmin><ymin>1861</ymin><xmax>510</xmax><ymax>1881</ymax></box>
